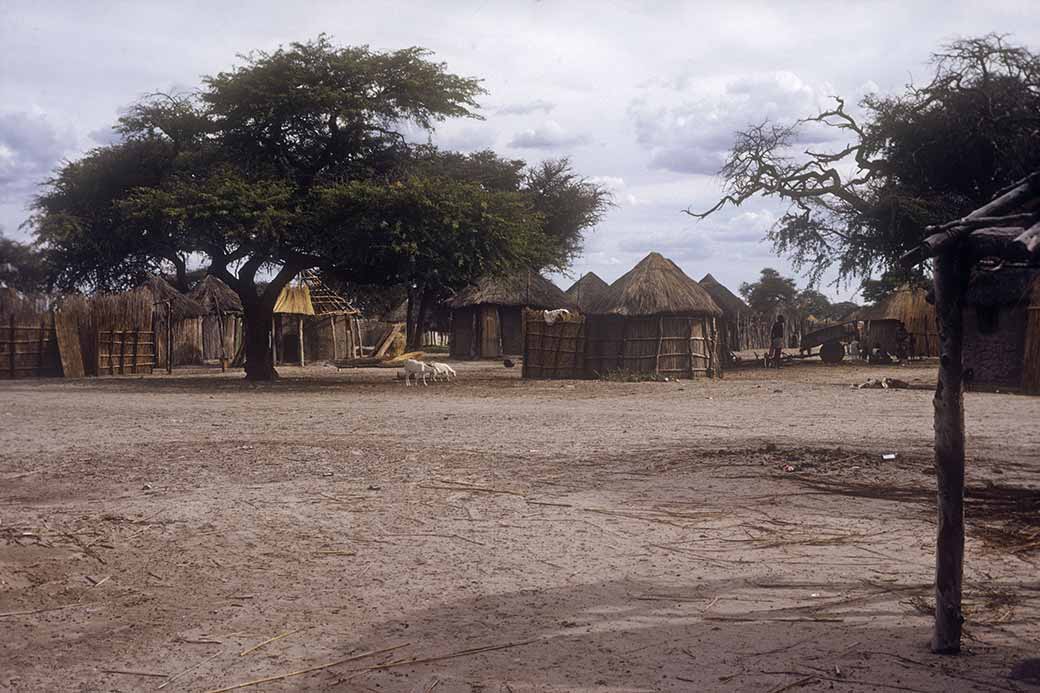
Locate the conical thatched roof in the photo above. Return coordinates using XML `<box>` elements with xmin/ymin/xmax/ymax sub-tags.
<box><xmin>589</xmin><ymin>253</ymin><xmax>722</xmax><ymax>317</ymax></box>
<box><xmin>447</xmin><ymin>270</ymin><xmax>573</xmax><ymax>309</ymax></box>
<box><xmin>699</xmin><ymin>273</ymin><xmax>749</xmax><ymax>317</ymax></box>
<box><xmin>564</xmin><ymin>272</ymin><xmax>610</xmax><ymax>312</ymax></box>
<box><xmin>189</xmin><ymin>275</ymin><xmax>243</xmax><ymax>315</ymax></box>
<box><xmin>141</xmin><ymin>275</ymin><xmax>206</xmax><ymax>320</ymax></box>
<box><xmin>852</xmin><ymin>285</ymin><xmax>934</xmax><ymax>323</ymax></box>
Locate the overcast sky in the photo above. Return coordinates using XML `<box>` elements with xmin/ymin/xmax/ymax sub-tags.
<box><xmin>2</xmin><ymin>1</ymin><xmax>1038</xmax><ymax>300</ymax></box>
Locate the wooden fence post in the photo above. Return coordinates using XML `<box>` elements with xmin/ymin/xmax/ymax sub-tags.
<box><xmin>8</xmin><ymin>315</ymin><xmax>15</xmax><ymax>379</ymax></box>
<box><xmin>109</xmin><ymin>329</ymin><xmax>116</xmax><ymax>376</ymax></box>
<box><xmin>931</xmin><ymin>249</ymin><xmax>968</xmax><ymax>654</ymax></box>
<box><xmin>38</xmin><ymin>317</ymin><xmax>47</xmax><ymax>377</ymax></box>
<box><xmin>131</xmin><ymin>329</ymin><xmax>140</xmax><ymax>375</ymax></box>
<box><xmin>166</xmin><ymin>301</ymin><xmax>173</xmax><ymax>374</ymax></box>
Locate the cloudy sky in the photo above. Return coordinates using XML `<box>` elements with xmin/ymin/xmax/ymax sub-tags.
<box><xmin>2</xmin><ymin>1</ymin><xmax>1038</xmax><ymax>300</ymax></box>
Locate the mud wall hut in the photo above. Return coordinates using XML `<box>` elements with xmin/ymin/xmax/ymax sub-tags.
<box><xmin>189</xmin><ymin>275</ymin><xmax>242</xmax><ymax>364</ymax></box>
<box><xmin>143</xmin><ymin>275</ymin><xmax>206</xmax><ymax>368</ymax></box>
<box><xmin>585</xmin><ymin>252</ymin><xmax>723</xmax><ymax>378</ymax></box>
<box><xmin>963</xmin><ymin>267</ymin><xmax>1040</xmax><ymax>394</ymax></box>
<box><xmin>448</xmin><ymin>271</ymin><xmax>574</xmax><ymax>359</ymax></box>
<box><xmin>564</xmin><ymin>272</ymin><xmax>609</xmax><ymax>313</ymax></box>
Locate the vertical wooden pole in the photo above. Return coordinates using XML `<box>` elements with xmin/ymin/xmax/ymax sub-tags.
<box><xmin>131</xmin><ymin>329</ymin><xmax>140</xmax><ymax>375</ymax></box>
<box><xmin>688</xmin><ymin>320</ymin><xmax>695</xmax><ymax>378</ymax></box>
<box><xmin>38</xmin><ymin>317</ymin><xmax>46</xmax><ymax>377</ymax></box>
<box><xmin>109</xmin><ymin>329</ymin><xmax>116</xmax><ymax>376</ymax></box>
<box><xmin>655</xmin><ymin>316</ymin><xmax>664</xmax><ymax>375</ymax></box>
<box><xmin>9</xmin><ymin>315</ymin><xmax>15</xmax><ymax>379</ymax></box>
<box><xmin>217</xmin><ymin>309</ymin><xmax>228</xmax><ymax>372</ymax></box>
<box><xmin>330</xmin><ymin>314</ymin><xmax>338</xmax><ymax>362</ymax></box>
<box><xmin>118</xmin><ymin>329</ymin><xmax>127</xmax><ymax>375</ymax></box>
<box><xmin>166</xmin><ymin>302</ymin><xmax>173</xmax><ymax>374</ymax></box>
<box><xmin>931</xmin><ymin>249</ymin><xmax>968</xmax><ymax>654</ymax></box>
<box><xmin>298</xmin><ymin>316</ymin><xmax>305</xmax><ymax>367</ymax></box>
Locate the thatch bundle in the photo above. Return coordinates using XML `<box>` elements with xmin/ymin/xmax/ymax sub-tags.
<box><xmin>447</xmin><ymin>270</ymin><xmax>573</xmax><ymax>310</ymax></box>
<box><xmin>564</xmin><ymin>272</ymin><xmax>609</xmax><ymax>312</ymax></box>
<box><xmin>189</xmin><ymin>275</ymin><xmax>243</xmax><ymax>315</ymax></box>
<box><xmin>589</xmin><ymin>252</ymin><xmax>721</xmax><ymax>317</ymax></box>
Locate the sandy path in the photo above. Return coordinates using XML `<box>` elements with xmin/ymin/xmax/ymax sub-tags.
<box><xmin>1</xmin><ymin>361</ymin><xmax>1037</xmax><ymax>692</ymax></box>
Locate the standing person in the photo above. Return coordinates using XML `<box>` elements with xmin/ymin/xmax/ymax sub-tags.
<box><xmin>769</xmin><ymin>315</ymin><xmax>785</xmax><ymax>368</ymax></box>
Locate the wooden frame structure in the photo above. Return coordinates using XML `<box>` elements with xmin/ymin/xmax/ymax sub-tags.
<box><xmin>901</xmin><ymin>170</ymin><xmax>1040</xmax><ymax>653</ymax></box>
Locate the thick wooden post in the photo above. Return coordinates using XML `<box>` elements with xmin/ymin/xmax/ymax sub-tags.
<box><xmin>9</xmin><ymin>315</ymin><xmax>16</xmax><ymax>378</ymax></box>
<box><xmin>298</xmin><ymin>317</ymin><xmax>305</xmax><ymax>367</ymax></box>
<box><xmin>931</xmin><ymin>249</ymin><xmax>968</xmax><ymax>654</ymax></box>
<box><xmin>166</xmin><ymin>302</ymin><xmax>173</xmax><ymax>374</ymax></box>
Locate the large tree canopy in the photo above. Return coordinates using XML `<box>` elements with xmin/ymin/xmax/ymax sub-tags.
<box><xmin>691</xmin><ymin>34</ymin><xmax>1040</xmax><ymax>286</ymax></box>
<box><xmin>31</xmin><ymin>37</ymin><xmax>502</xmax><ymax>380</ymax></box>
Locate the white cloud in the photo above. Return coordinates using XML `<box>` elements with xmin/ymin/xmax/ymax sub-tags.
<box><xmin>508</xmin><ymin>120</ymin><xmax>590</xmax><ymax>149</ymax></box>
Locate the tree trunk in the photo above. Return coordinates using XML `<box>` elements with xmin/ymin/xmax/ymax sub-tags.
<box><xmin>242</xmin><ymin>300</ymin><xmax>277</xmax><ymax>381</ymax></box>
<box><xmin>414</xmin><ymin>287</ymin><xmax>433</xmax><ymax>350</ymax></box>
<box><xmin>931</xmin><ymin>249</ymin><xmax>968</xmax><ymax>654</ymax></box>
<box><xmin>405</xmin><ymin>287</ymin><xmax>418</xmax><ymax>350</ymax></box>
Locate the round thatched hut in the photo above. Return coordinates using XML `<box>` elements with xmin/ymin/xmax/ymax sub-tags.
<box><xmin>585</xmin><ymin>252</ymin><xmax>723</xmax><ymax>378</ymax></box>
<box><xmin>189</xmin><ymin>275</ymin><xmax>243</xmax><ymax>364</ymax></box>
<box><xmin>564</xmin><ymin>272</ymin><xmax>610</xmax><ymax>313</ymax></box>
<box><xmin>699</xmin><ymin>273</ymin><xmax>755</xmax><ymax>356</ymax></box>
<box><xmin>447</xmin><ymin>270</ymin><xmax>573</xmax><ymax>359</ymax></box>
<box><xmin>853</xmin><ymin>285</ymin><xmax>939</xmax><ymax>358</ymax></box>
<box><xmin>142</xmin><ymin>275</ymin><xmax>206</xmax><ymax>368</ymax></box>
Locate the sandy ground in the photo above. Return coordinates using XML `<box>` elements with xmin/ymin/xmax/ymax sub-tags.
<box><xmin>1</xmin><ymin>359</ymin><xmax>1038</xmax><ymax>692</ymax></box>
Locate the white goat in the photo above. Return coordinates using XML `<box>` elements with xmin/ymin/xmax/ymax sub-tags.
<box><xmin>428</xmin><ymin>362</ymin><xmax>456</xmax><ymax>381</ymax></box>
<box><xmin>402</xmin><ymin>358</ymin><xmax>429</xmax><ymax>386</ymax></box>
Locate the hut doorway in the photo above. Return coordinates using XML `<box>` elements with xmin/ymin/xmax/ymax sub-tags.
<box><xmin>500</xmin><ymin>306</ymin><xmax>524</xmax><ymax>355</ymax></box>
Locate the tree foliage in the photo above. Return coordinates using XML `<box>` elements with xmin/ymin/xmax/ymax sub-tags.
<box><xmin>31</xmin><ymin>37</ymin><xmax>489</xmax><ymax>379</ymax></box>
<box><xmin>739</xmin><ymin>268</ymin><xmax>798</xmax><ymax>316</ymax></box>
<box><xmin>0</xmin><ymin>232</ymin><xmax>47</xmax><ymax>293</ymax></box>
<box><xmin>691</xmin><ymin>34</ymin><xmax>1040</xmax><ymax>285</ymax></box>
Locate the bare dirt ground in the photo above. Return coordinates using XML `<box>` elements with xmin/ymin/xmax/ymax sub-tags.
<box><xmin>1</xmin><ymin>359</ymin><xmax>1038</xmax><ymax>692</ymax></box>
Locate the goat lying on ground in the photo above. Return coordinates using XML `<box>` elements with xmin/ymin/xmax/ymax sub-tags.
<box><xmin>402</xmin><ymin>358</ymin><xmax>429</xmax><ymax>386</ymax></box>
<box><xmin>428</xmin><ymin>362</ymin><xmax>456</xmax><ymax>381</ymax></box>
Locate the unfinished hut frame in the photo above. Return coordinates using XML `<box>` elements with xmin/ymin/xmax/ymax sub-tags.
<box><xmin>901</xmin><ymin>170</ymin><xmax>1040</xmax><ymax>653</ymax></box>
<box><xmin>272</xmin><ymin>271</ymin><xmax>362</xmax><ymax>366</ymax></box>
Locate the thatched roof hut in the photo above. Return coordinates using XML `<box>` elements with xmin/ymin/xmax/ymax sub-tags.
<box><xmin>699</xmin><ymin>273</ymin><xmax>755</xmax><ymax>354</ymax></box>
<box><xmin>853</xmin><ymin>285</ymin><xmax>939</xmax><ymax>358</ymax></box>
<box><xmin>448</xmin><ymin>270</ymin><xmax>573</xmax><ymax>359</ymax></box>
<box><xmin>189</xmin><ymin>275</ymin><xmax>243</xmax><ymax>315</ymax></box>
<box><xmin>447</xmin><ymin>271</ymin><xmax>573</xmax><ymax>310</ymax></box>
<box><xmin>188</xmin><ymin>276</ymin><xmax>243</xmax><ymax>364</ymax></box>
<box><xmin>589</xmin><ymin>253</ymin><xmax>721</xmax><ymax>317</ymax></box>
<box><xmin>699</xmin><ymin>274</ymin><xmax>748</xmax><ymax>317</ymax></box>
<box><xmin>585</xmin><ymin>252</ymin><xmax>722</xmax><ymax>378</ymax></box>
<box><xmin>141</xmin><ymin>275</ymin><xmax>205</xmax><ymax>367</ymax></box>
<box><xmin>141</xmin><ymin>275</ymin><xmax>206</xmax><ymax>320</ymax></box>
<box><xmin>565</xmin><ymin>272</ymin><xmax>609</xmax><ymax>313</ymax></box>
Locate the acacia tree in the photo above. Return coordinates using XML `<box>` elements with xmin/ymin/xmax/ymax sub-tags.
<box><xmin>0</xmin><ymin>232</ymin><xmax>47</xmax><ymax>293</ymax></box>
<box><xmin>33</xmin><ymin>37</ymin><xmax>484</xmax><ymax>379</ymax></box>
<box><xmin>690</xmin><ymin>35</ymin><xmax>1040</xmax><ymax>285</ymax></box>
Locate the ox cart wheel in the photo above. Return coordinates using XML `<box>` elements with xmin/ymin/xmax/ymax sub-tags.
<box><xmin>819</xmin><ymin>340</ymin><xmax>845</xmax><ymax>364</ymax></box>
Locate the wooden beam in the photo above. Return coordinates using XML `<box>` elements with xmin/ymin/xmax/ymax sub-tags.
<box><xmin>901</xmin><ymin>173</ymin><xmax>1040</xmax><ymax>268</ymax></box>
<box><xmin>931</xmin><ymin>249</ymin><xmax>968</xmax><ymax>654</ymax></box>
